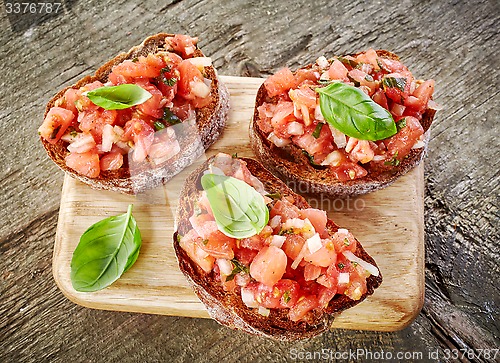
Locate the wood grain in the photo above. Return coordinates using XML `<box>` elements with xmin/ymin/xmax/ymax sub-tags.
<box><xmin>52</xmin><ymin>76</ymin><xmax>424</xmax><ymax>331</ymax></box>
<box><xmin>1</xmin><ymin>0</ymin><xmax>498</xmax><ymax>362</ymax></box>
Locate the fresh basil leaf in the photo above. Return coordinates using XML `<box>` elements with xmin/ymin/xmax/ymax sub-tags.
<box><xmin>85</xmin><ymin>84</ymin><xmax>152</xmax><ymax>110</ymax></box>
<box><xmin>201</xmin><ymin>173</ymin><xmax>269</xmax><ymax>239</ymax></box>
<box><xmin>396</xmin><ymin>118</ymin><xmax>407</xmax><ymax>131</ymax></box>
<box><xmin>265</xmin><ymin>192</ymin><xmax>282</xmax><ymax>200</ymax></box>
<box><xmin>154</xmin><ymin>121</ymin><xmax>166</xmax><ymax>131</ymax></box>
<box><xmin>70</xmin><ymin>204</ymin><xmax>142</xmax><ymax>292</ymax></box>
<box><xmin>316</xmin><ymin>82</ymin><xmax>397</xmax><ymax>141</ymax></box>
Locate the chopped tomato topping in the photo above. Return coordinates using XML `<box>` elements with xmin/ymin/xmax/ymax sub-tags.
<box><xmin>40</xmin><ymin>35</ymin><xmax>213</xmax><ymax>178</ymax></box>
<box><xmin>259</xmin><ymin>50</ymin><xmax>435</xmax><ymax>180</ymax></box>
<box><xmin>180</xmin><ymin>155</ymin><xmax>379</xmax><ymax>322</ymax></box>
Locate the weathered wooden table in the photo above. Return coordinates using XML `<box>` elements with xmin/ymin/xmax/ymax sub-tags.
<box><xmin>1</xmin><ymin>1</ymin><xmax>498</xmax><ymax>362</ymax></box>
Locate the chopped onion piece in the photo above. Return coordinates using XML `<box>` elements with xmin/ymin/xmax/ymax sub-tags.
<box><xmin>321</xmin><ymin>150</ymin><xmax>342</xmax><ymax>166</ymax></box>
<box><xmin>316</xmin><ymin>56</ymin><xmax>329</xmax><ymax>69</ymax></box>
<box><xmin>412</xmin><ymin>140</ymin><xmax>426</xmax><ymax>149</ymax></box>
<box><xmin>269</xmin><ymin>215</ymin><xmax>281</xmax><ymax>229</ymax></box>
<box><xmin>338</xmin><ymin>273</ymin><xmax>350</xmax><ymax>284</ymax></box>
<box><xmin>287</xmin><ymin>122</ymin><xmax>304</xmax><ymax>136</ymax></box>
<box><xmin>267</xmin><ymin>132</ymin><xmax>291</xmax><ymax>147</ymax></box>
<box><xmin>270</xmin><ymin>235</ymin><xmax>287</xmax><ymax>248</ymax></box>
<box><xmin>307</xmin><ymin>233</ymin><xmax>322</xmax><ymax>254</ymax></box>
<box><xmin>187</xmin><ymin>56</ymin><xmax>212</xmax><ymax>67</ymax></box>
<box><xmin>329</xmin><ymin>125</ymin><xmax>347</xmax><ymax>149</ymax></box>
<box><xmin>314</xmin><ymin>105</ymin><xmax>325</xmax><ymax>122</ymax></box>
<box><xmin>372</xmin><ymin>155</ymin><xmax>386</xmax><ymax>162</ymax></box>
<box><xmin>258</xmin><ymin>306</ymin><xmax>270</xmax><ymax>317</ymax></box>
<box><xmin>291</xmin><ymin>241</ymin><xmax>309</xmax><ymax>270</ymax></box>
<box><xmin>427</xmin><ymin>99</ymin><xmax>443</xmax><ymax>110</ymax></box>
<box><xmin>191</xmin><ymin>81</ymin><xmax>211</xmax><ymax>98</ymax></box>
<box><xmin>216</xmin><ymin>259</ymin><xmax>233</xmax><ymax>276</ymax></box>
<box><xmin>342</xmin><ymin>250</ymin><xmax>379</xmax><ymax>277</ymax></box>
<box><xmin>241</xmin><ymin>288</ymin><xmax>258</xmax><ymax>308</ymax></box>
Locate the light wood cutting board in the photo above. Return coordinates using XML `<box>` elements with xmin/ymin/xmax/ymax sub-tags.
<box><xmin>53</xmin><ymin>75</ymin><xmax>424</xmax><ymax>332</ymax></box>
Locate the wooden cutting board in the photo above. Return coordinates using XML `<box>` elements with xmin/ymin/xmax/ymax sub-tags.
<box><xmin>53</xmin><ymin>75</ymin><xmax>424</xmax><ymax>332</ymax></box>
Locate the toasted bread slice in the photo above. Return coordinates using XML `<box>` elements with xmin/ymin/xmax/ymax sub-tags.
<box><xmin>250</xmin><ymin>50</ymin><xmax>436</xmax><ymax>197</ymax></box>
<box><xmin>173</xmin><ymin>155</ymin><xmax>382</xmax><ymax>340</ymax></box>
<box><xmin>41</xmin><ymin>33</ymin><xmax>229</xmax><ymax>194</ymax></box>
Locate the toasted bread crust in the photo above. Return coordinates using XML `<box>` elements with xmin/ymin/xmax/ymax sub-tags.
<box><xmin>41</xmin><ymin>33</ymin><xmax>230</xmax><ymax>194</ymax></box>
<box><xmin>173</xmin><ymin>156</ymin><xmax>382</xmax><ymax>340</ymax></box>
<box><xmin>250</xmin><ymin>50</ymin><xmax>436</xmax><ymax>197</ymax></box>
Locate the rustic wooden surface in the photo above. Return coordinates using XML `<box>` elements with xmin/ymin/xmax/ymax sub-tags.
<box><xmin>0</xmin><ymin>0</ymin><xmax>498</xmax><ymax>362</ymax></box>
<box><xmin>53</xmin><ymin>76</ymin><xmax>425</xmax><ymax>331</ymax></box>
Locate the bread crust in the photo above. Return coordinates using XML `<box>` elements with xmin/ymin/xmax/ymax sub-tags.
<box><xmin>41</xmin><ymin>33</ymin><xmax>230</xmax><ymax>194</ymax></box>
<box><xmin>173</xmin><ymin>156</ymin><xmax>382</xmax><ymax>340</ymax></box>
<box><xmin>250</xmin><ymin>50</ymin><xmax>436</xmax><ymax>197</ymax></box>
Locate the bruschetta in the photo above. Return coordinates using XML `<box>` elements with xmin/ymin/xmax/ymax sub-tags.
<box><xmin>174</xmin><ymin>153</ymin><xmax>382</xmax><ymax>340</ymax></box>
<box><xmin>250</xmin><ymin>49</ymin><xmax>437</xmax><ymax>197</ymax></box>
<box><xmin>39</xmin><ymin>33</ymin><xmax>229</xmax><ymax>194</ymax></box>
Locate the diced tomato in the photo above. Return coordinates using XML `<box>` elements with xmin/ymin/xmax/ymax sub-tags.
<box><xmin>166</xmin><ymin>34</ymin><xmax>198</xmax><ymax>58</ymax></box>
<box><xmin>328</xmin><ymin>59</ymin><xmax>349</xmax><ymax>80</ymax></box>
<box><xmin>294</xmin><ymin>68</ymin><xmax>318</xmax><ymax>85</ymax></box>
<box><xmin>177</xmin><ymin>59</ymin><xmax>204</xmax><ymax>100</ymax></box>
<box><xmin>109</xmin><ymin>55</ymin><xmax>166</xmax><ymax>84</ymax></box>
<box><xmin>318</xmin><ymin>286</ymin><xmax>338</xmax><ymax>308</ymax></box>
<box><xmin>100</xmin><ymin>152</ymin><xmax>123</xmax><ymax>171</ymax></box>
<box><xmin>372</xmin><ymin>88</ymin><xmax>389</xmax><ymax>109</ymax></box>
<box><xmin>59</xmin><ymin>88</ymin><xmax>81</xmax><ymax>115</ymax></box>
<box><xmin>78</xmin><ymin>109</ymin><xmax>117</xmax><ymax>143</ymax></box>
<box><xmin>270</xmin><ymin>199</ymin><xmax>300</xmax><ymax>220</ymax></box>
<box><xmin>384</xmin><ymin>115</ymin><xmax>424</xmax><ymax>160</ymax></box>
<box><xmin>234</xmin><ymin>248</ymin><xmax>258</xmax><ymax>266</ymax></box>
<box><xmin>198</xmin><ymin>232</ymin><xmax>236</xmax><ymax>260</ymax></box>
<box><xmin>264</xmin><ymin>68</ymin><xmax>297</xmax><ymax>97</ymax></box>
<box><xmin>304</xmin><ymin>245</ymin><xmax>337</xmax><ymax>267</ymax></box>
<box><xmin>250</xmin><ymin>246</ymin><xmax>287</xmax><ymax>286</ymax></box>
<box><xmin>377</xmin><ymin>57</ymin><xmax>407</xmax><ymax>73</ymax></box>
<box><xmin>330</xmin><ymin>158</ymin><xmax>368</xmax><ymax>182</ymax></box>
<box><xmin>405</xmin><ymin>79</ymin><xmax>434</xmax><ymax>112</ymax></box>
<box><xmin>292</xmin><ymin>123</ymin><xmax>334</xmax><ymax>157</ymax></box>
<box><xmin>355</xmin><ymin>48</ymin><xmax>380</xmax><ymax>70</ymax></box>
<box><xmin>289</xmin><ymin>85</ymin><xmax>317</xmax><ymax>109</ymax></box>
<box><xmin>240</xmin><ymin>234</ymin><xmax>265</xmax><ymax>250</ymax></box>
<box><xmin>136</xmin><ymin>82</ymin><xmax>164</xmax><ymax>118</ymax></box>
<box><xmin>383</xmin><ymin>72</ymin><xmax>413</xmax><ymax>104</ymax></box>
<box><xmin>282</xmin><ymin>234</ymin><xmax>306</xmax><ymax>260</ymax></box>
<box><xmin>327</xmin><ymin>229</ymin><xmax>357</xmax><ymax>253</ymax></box>
<box><xmin>179</xmin><ymin>229</ymin><xmax>215</xmax><ymax>273</ymax></box>
<box><xmin>65</xmin><ymin>150</ymin><xmax>100</xmax><ymax>178</ymax></box>
<box><xmin>39</xmin><ymin>107</ymin><xmax>75</xmax><ymax>144</ymax></box>
<box><xmin>122</xmin><ymin>118</ymin><xmax>155</xmax><ymax>163</ymax></box>
<box><xmin>288</xmin><ymin>295</ymin><xmax>318</xmax><ymax>322</ymax></box>
<box><xmin>304</xmin><ymin>263</ymin><xmax>322</xmax><ymax>281</ymax></box>
<box><xmin>257</xmin><ymin>103</ymin><xmax>276</xmax><ymax>134</ymax></box>
<box><xmin>299</xmin><ymin>209</ymin><xmax>327</xmax><ymax>237</ymax></box>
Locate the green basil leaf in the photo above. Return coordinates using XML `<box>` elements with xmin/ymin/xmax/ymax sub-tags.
<box><xmin>312</xmin><ymin>122</ymin><xmax>324</xmax><ymax>139</ymax></box>
<box><xmin>201</xmin><ymin>173</ymin><xmax>269</xmax><ymax>239</ymax></box>
<box><xmin>70</xmin><ymin>204</ymin><xmax>142</xmax><ymax>292</ymax></box>
<box><xmin>382</xmin><ymin>77</ymin><xmax>407</xmax><ymax>92</ymax></box>
<box><xmin>316</xmin><ymin>82</ymin><xmax>397</xmax><ymax>141</ymax></box>
<box><xmin>85</xmin><ymin>84</ymin><xmax>152</xmax><ymax>110</ymax></box>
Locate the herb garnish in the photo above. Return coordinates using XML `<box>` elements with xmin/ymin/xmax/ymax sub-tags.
<box><xmin>201</xmin><ymin>173</ymin><xmax>269</xmax><ymax>239</ymax></box>
<box><xmin>316</xmin><ymin>82</ymin><xmax>397</xmax><ymax>141</ymax></box>
<box><xmin>85</xmin><ymin>84</ymin><xmax>152</xmax><ymax>110</ymax></box>
<box><xmin>337</xmin><ymin>262</ymin><xmax>345</xmax><ymax>270</ymax></box>
<box><xmin>265</xmin><ymin>192</ymin><xmax>282</xmax><ymax>200</ymax></box>
<box><xmin>382</xmin><ymin>77</ymin><xmax>407</xmax><ymax>92</ymax></box>
<box><xmin>312</xmin><ymin>123</ymin><xmax>324</xmax><ymax>139</ymax></box>
<box><xmin>283</xmin><ymin>290</ymin><xmax>291</xmax><ymax>303</ymax></box>
<box><xmin>163</xmin><ymin>108</ymin><xmax>182</xmax><ymax>125</ymax></box>
<box><xmin>225</xmin><ymin>259</ymin><xmax>249</xmax><ymax>282</ymax></box>
<box><xmin>384</xmin><ymin>151</ymin><xmax>401</xmax><ymax>166</ymax></box>
<box><xmin>154</xmin><ymin>121</ymin><xmax>166</xmax><ymax>131</ymax></box>
<box><xmin>70</xmin><ymin>204</ymin><xmax>142</xmax><ymax>292</ymax></box>
<box><xmin>396</xmin><ymin>118</ymin><xmax>407</xmax><ymax>131</ymax></box>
